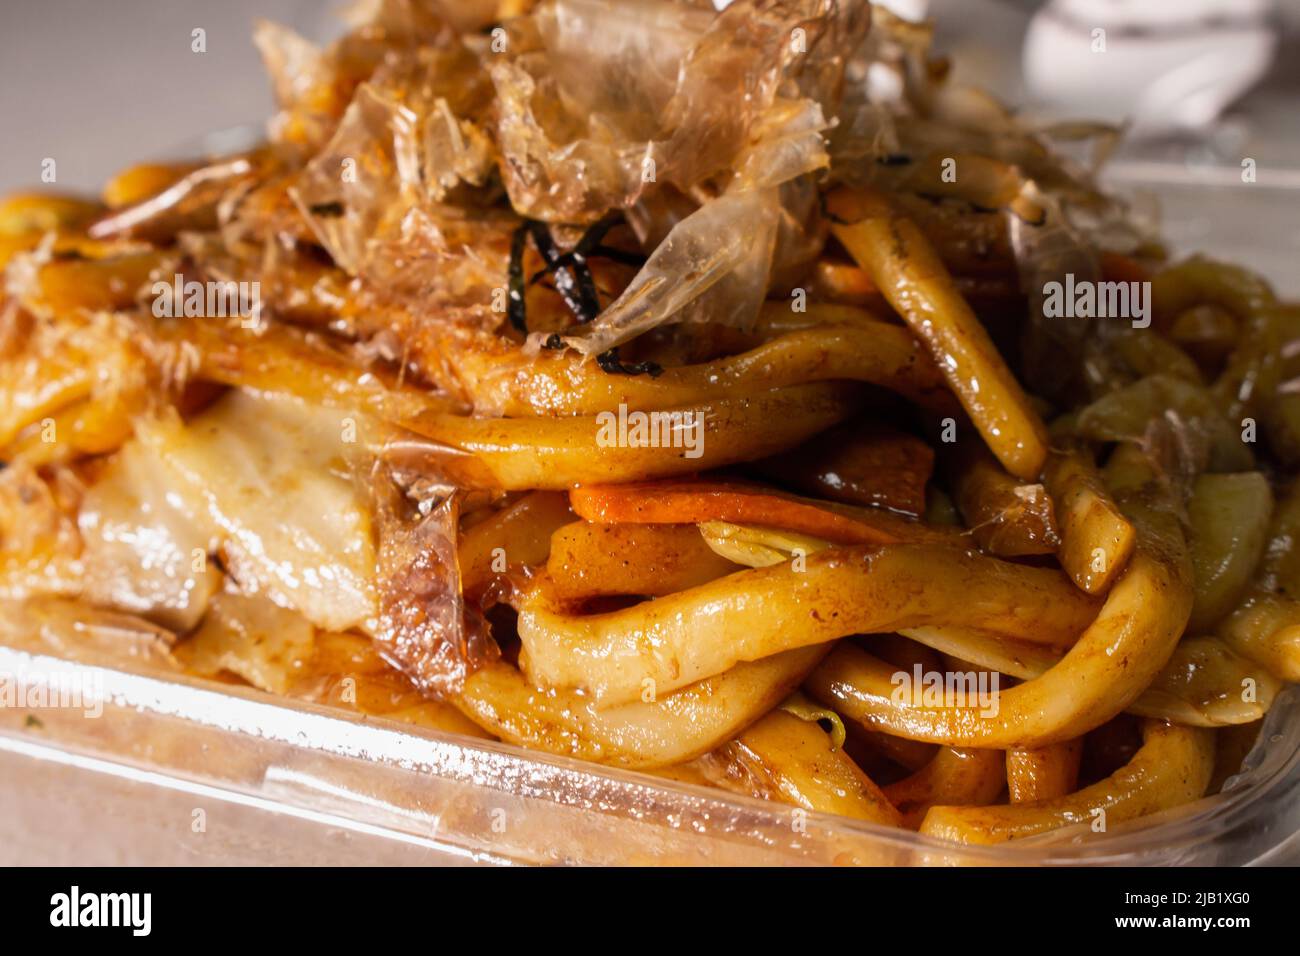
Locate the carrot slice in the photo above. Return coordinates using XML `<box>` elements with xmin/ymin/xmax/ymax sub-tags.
<box><xmin>826</xmin><ymin>186</ymin><xmax>1050</xmax><ymax>480</ymax></box>
<box><xmin>1099</xmin><ymin>251</ymin><xmax>1153</xmax><ymax>286</ymax></box>
<box><xmin>569</xmin><ymin>480</ymin><xmax>960</xmax><ymax>546</ymax></box>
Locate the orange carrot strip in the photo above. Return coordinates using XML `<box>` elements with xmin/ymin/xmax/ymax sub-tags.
<box><xmin>1100</xmin><ymin>251</ymin><xmax>1153</xmax><ymax>286</ymax></box>
<box><xmin>570</xmin><ymin>480</ymin><xmax>960</xmax><ymax>546</ymax></box>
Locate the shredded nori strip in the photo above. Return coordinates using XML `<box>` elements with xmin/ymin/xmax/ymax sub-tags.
<box><xmin>308</xmin><ymin>201</ymin><xmax>345</xmax><ymax>218</ymax></box>
<box><xmin>584</xmin><ymin>245</ymin><xmax>645</xmax><ymax>268</ymax></box>
<box><xmin>510</xmin><ymin>215</ymin><xmax>660</xmax><ymax>376</ymax></box>
<box><xmin>509</xmin><ymin>213</ymin><xmax>639</xmax><ymax>332</ymax></box>
<box><xmin>526</xmin><ymin>221</ymin><xmax>602</xmax><ymax>322</ymax></box>
<box><xmin>531</xmin><ymin>212</ymin><xmax>624</xmax><ymax>278</ymax></box>
<box><xmin>597</xmin><ymin>347</ymin><xmax>663</xmax><ymax>378</ymax></box>
<box><xmin>507</xmin><ymin>224</ymin><xmax>530</xmax><ymax>333</ymax></box>
<box><xmin>541</xmin><ymin>335</ymin><xmax>660</xmax><ymax>377</ymax></box>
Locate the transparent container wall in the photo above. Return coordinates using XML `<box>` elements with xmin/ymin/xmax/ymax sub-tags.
<box><xmin>1</xmin><ymin>635</ymin><xmax>1297</xmax><ymax>866</ymax></box>
<box><xmin>1102</xmin><ymin>163</ymin><xmax>1300</xmax><ymax>300</ymax></box>
<box><xmin>3</xmin><ymin>0</ymin><xmax>1297</xmax><ymax>869</ymax></box>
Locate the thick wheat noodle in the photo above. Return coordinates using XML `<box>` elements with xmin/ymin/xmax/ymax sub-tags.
<box><xmin>454</xmin><ymin>646</ymin><xmax>827</xmax><ymax>770</ymax></box>
<box><xmin>443</xmin><ymin>322</ymin><xmax>956</xmax><ymax>417</ymax></box>
<box><xmin>1043</xmin><ymin>448</ymin><xmax>1136</xmax><ymax>595</ymax></box>
<box><xmin>517</xmin><ymin>543</ymin><xmax>1099</xmax><ymax>707</ymax></box>
<box><xmin>1219</xmin><ymin>591</ymin><xmax>1300</xmax><ymax>682</ymax></box>
<box><xmin>946</xmin><ymin>441</ymin><xmax>1059</xmax><ymax>556</ymax></box>
<box><xmin>919</xmin><ymin>721</ymin><xmax>1215</xmax><ymax>844</ymax></box>
<box><xmin>1150</xmin><ymin>258</ymin><xmax>1276</xmax><ymax>327</ymax></box>
<box><xmin>1006</xmin><ymin>741</ymin><xmax>1083</xmax><ymax>804</ymax></box>
<box><xmin>1262</xmin><ymin>477</ymin><xmax>1300</xmax><ymax>596</ymax></box>
<box><xmin>140</xmin><ymin>316</ymin><xmax>461</xmax><ymax>422</ymax></box>
<box><xmin>897</xmin><ymin>626</ymin><xmax>1062</xmax><ymax>678</ymax></box>
<box><xmin>624</xmin><ymin>506</ymin><xmax>1229</xmax><ymax>728</ymax></box>
<box><xmin>804</xmin><ymin>503</ymin><xmax>1194</xmax><ymax>748</ymax></box>
<box><xmin>897</xmin><ymin>627</ymin><xmax>1272</xmax><ymax>727</ymax></box>
<box><xmin>1128</xmin><ymin>636</ymin><xmax>1281</xmax><ymax>727</ymax></box>
<box><xmin>458</xmin><ymin>491</ymin><xmax>574</xmax><ymax>596</ymax></box>
<box><xmin>826</xmin><ymin>186</ymin><xmax>1050</xmax><ymax>480</ymax></box>
<box><xmin>712</xmin><ymin>710</ymin><xmax>903</xmax><ymax>826</ymax></box>
<box><xmin>883</xmin><ymin>746</ymin><xmax>1005</xmax><ymax>829</ymax></box>
<box><xmin>396</xmin><ymin>382</ymin><xmax>864</xmax><ymax>490</ymax></box>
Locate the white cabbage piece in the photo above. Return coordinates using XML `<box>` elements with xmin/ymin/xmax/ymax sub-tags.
<box><xmin>184</xmin><ymin>586</ymin><xmax>317</xmax><ymax>694</ymax></box>
<box><xmin>698</xmin><ymin>520</ymin><xmax>833</xmax><ymax>569</ymax></box>
<box><xmin>78</xmin><ymin>437</ymin><xmax>222</xmax><ymax>633</ymax></box>
<box><xmin>0</xmin><ymin>598</ymin><xmax>178</xmax><ymax>669</ymax></box>
<box><xmin>138</xmin><ymin>391</ymin><xmax>378</xmax><ymax>632</ymax></box>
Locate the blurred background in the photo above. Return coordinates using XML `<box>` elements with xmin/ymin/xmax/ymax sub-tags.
<box><xmin>1</xmin><ymin>0</ymin><xmax>1298</xmax><ymax>291</ymax></box>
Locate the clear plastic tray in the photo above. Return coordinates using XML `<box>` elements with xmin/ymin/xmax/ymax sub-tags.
<box><xmin>2</xmin><ymin>631</ymin><xmax>1296</xmax><ymax>866</ymax></box>
<box><xmin>2</xmin><ymin>4</ymin><xmax>1296</xmax><ymax>870</ymax></box>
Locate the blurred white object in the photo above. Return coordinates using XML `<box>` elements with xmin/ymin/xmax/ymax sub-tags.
<box><xmin>718</xmin><ymin>0</ymin><xmax>929</xmax><ymax>16</ymax></box>
<box><xmin>875</xmin><ymin>0</ymin><xmax>929</xmax><ymax>21</ymax></box>
<box><xmin>1023</xmin><ymin>0</ymin><xmax>1278</xmax><ymax>136</ymax></box>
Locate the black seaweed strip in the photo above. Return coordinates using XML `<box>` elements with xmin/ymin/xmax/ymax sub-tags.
<box><xmin>597</xmin><ymin>346</ymin><xmax>663</xmax><ymax>378</ymax></box>
<box><xmin>587</xmin><ymin>245</ymin><xmax>645</xmax><ymax>268</ymax></box>
<box><xmin>507</xmin><ymin>224</ymin><xmax>529</xmax><ymax>333</ymax></box>
<box><xmin>526</xmin><ymin>221</ymin><xmax>598</xmax><ymax>321</ymax></box>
